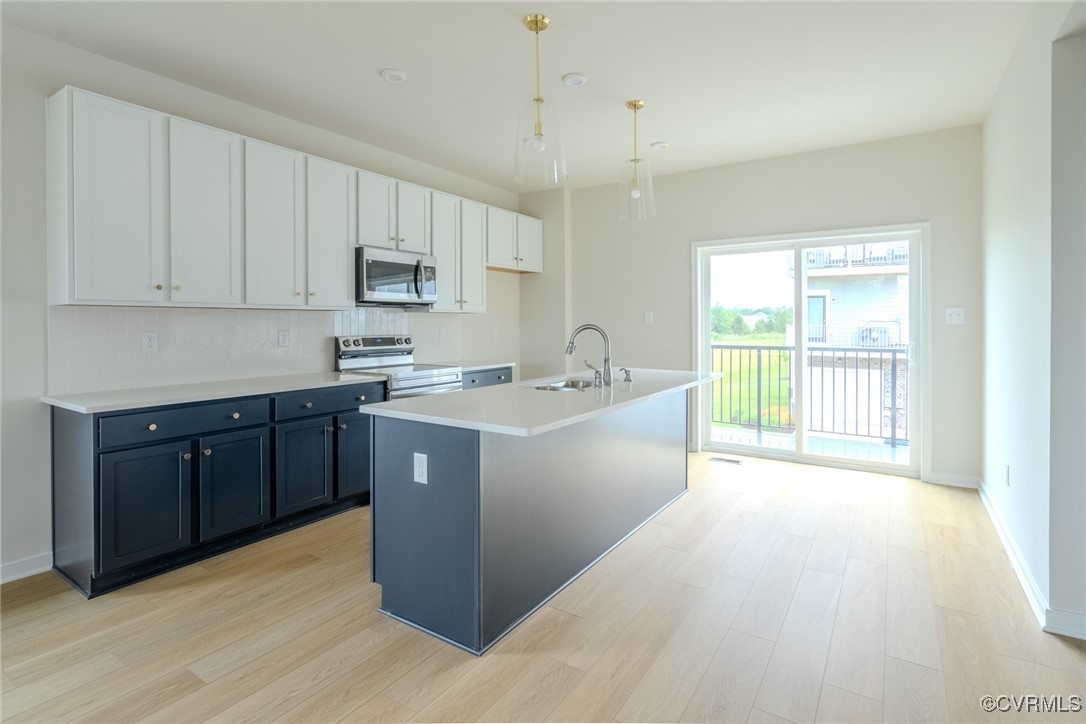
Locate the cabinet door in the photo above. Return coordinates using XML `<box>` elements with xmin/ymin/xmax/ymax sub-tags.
<box><xmin>169</xmin><ymin>118</ymin><xmax>243</xmax><ymax>304</ymax></box>
<box><xmin>430</xmin><ymin>191</ymin><xmax>460</xmax><ymax>312</ymax></box>
<box><xmin>306</xmin><ymin>157</ymin><xmax>357</xmax><ymax>308</ymax></box>
<box><xmin>516</xmin><ymin>215</ymin><xmax>543</xmax><ymax>272</ymax></box>
<box><xmin>335</xmin><ymin>411</ymin><xmax>372</xmax><ymax>498</ymax></box>
<box><xmin>460</xmin><ymin>200</ymin><xmax>487</xmax><ymax>313</ymax></box>
<box><xmin>245</xmin><ymin>140</ymin><xmax>305</xmax><ymax>306</ymax></box>
<box><xmin>396</xmin><ymin>182</ymin><xmax>431</xmax><ymax>254</ymax></box>
<box><xmin>99</xmin><ymin>441</ymin><xmax>192</xmax><ymax>573</ymax></box>
<box><xmin>358</xmin><ymin>171</ymin><xmax>396</xmax><ymax>249</ymax></box>
<box><xmin>198</xmin><ymin>427</ymin><xmax>271</xmax><ymax>541</ymax></box>
<box><xmin>275</xmin><ymin>417</ymin><xmax>333</xmax><ymax>516</ymax></box>
<box><xmin>486</xmin><ymin>207</ymin><xmax>517</xmax><ymax>269</ymax></box>
<box><xmin>72</xmin><ymin>91</ymin><xmax>166</xmax><ymax>302</ymax></box>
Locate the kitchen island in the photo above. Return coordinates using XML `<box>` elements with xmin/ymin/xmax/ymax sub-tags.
<box><xmin>362</xmin><ymin>368</ymin><xmax>718</xmax><ymax>653</ymax></box>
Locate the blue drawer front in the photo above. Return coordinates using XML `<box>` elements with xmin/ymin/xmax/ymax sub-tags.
<box><xmin>274</xmin><ymin>383</ymin><xmax>384</xmax><ymax>421</ymax></box>
<box><xmin>99</xmin><ymin>398</ymin><xmax>270</xmax><ymax>449</ymax></box>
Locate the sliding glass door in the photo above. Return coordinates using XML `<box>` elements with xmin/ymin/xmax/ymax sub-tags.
<box><xmin>697</xmin><ymin>228</ymin><xmax>921</xmax><ymax>475</ymax></box>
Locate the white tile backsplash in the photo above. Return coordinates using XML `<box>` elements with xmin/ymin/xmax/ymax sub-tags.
<box><xmin>47</xmin><ymin>306</ymin><xmax>408</xmax><ymax>394</ymax></box>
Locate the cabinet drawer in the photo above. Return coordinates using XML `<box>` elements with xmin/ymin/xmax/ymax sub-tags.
<box><xmin>99</xmin><ymin>398</ymin><xmax>270</xmax><ymax>449</ymax></box>
<box><xmin>464</xmin><ymin>367</ymin><xmax>512</xmax><ymax>389</ymax></box>
<box><xmin>274</xmin><ymin>383</ymin><xmax>383</xmax><ymax>421</ymax></box>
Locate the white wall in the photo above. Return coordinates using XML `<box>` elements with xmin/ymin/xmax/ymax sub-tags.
<box><xmin>1048</xmin><ymin>29</ymin><xmax>1085</xmax><ymax>627</ymax></box>
<box><xmin>982</xmin><ymin>0</ymin><xmax>1084</xmax><ymax>636</ymax></box>
<box><xmin>518</xmin><ymin>188</ymin><xmax>573</xmax><ymax>380</ymax></box>
<box><xmin>0</xmin><ymin>24</ymin><xmax>519</xmax><ymax>578</ymax></box>
<box><xmin>570</xmin><ymin>126</ymin><xmax>983</xmax><ymax>482</ymax></box>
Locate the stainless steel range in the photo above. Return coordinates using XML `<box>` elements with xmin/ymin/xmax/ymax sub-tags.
<box><xmin>334</xmin><ymin>336</ymin><xmax>462</xmax><ymax>400</ymax></box>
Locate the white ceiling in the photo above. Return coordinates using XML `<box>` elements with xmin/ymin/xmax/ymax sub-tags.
<box><xmin>2</xmin><ymin>1</ymin><xmax>1032</xmax><ymax>192</ymax></box>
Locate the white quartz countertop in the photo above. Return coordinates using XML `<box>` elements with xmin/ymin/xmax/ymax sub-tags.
<box><xmin>361</xmin><ymin>368</ymin><xmax>721</xmax><ymax>437</ymax></box>
<box><xmin>435</xmin><ymin>360</ymin><xmax>516</xmax><ymax>373</ymax></box>
<box><xmin>40</xmin><ymin>371</ymin><xmax>387</xmax><ymax>414</ymax></box>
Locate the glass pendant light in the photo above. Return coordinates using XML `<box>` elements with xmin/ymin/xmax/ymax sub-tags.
<box><xmin>513</xmin><ymin>14</ymin><xmax>567</xmax><ymax>185</ymax></box>
<box><xmin>618</xmin><ymin>99</ymin><xmax>656</xmax><ymax>221</ymax></box>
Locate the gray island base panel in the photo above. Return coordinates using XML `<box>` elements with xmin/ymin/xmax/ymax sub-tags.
<box><xmin>372</xmin><ymin>389</ymin><xmax>687</xmax><ymax>654</ymax></box>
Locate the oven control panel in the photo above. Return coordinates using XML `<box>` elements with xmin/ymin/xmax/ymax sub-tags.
<box><xmin>336</xmin><ymin>335</ymin><xmax>413</xmax><ymax>352</ymax></box>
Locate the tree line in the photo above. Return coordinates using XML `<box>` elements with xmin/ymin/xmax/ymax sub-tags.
<box><xmin>711</xmin><ymin>305</ymin><xmax>793</xmax><ymax>337</ymax></box>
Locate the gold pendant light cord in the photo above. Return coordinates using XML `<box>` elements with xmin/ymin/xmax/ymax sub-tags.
<box><xmin>632</xmin><ymin>107</ymin><xmax>639</xmax><ymax>187</ymax></box>
<box><xmin>534</xmin><ymin>29</ymin><xmax>543</xmax><ymax>135</ymax></box>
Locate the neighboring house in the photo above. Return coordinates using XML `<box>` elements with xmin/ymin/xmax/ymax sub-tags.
<box><xmin>805</xmin><ymin>241</ymin><xmax>909</xmax><ymax>348</ymax></box>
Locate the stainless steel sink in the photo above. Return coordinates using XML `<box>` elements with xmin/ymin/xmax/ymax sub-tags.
<box><xmin>533</xmin><ymin>379</ymin><xmax>595</xmax><ymax>392</ymax></box>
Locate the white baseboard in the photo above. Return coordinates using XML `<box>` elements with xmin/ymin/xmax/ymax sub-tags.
<box><xmin>1044</xmin><ymin>608</ymin><xmax>1086</xmax><ymax>640</ymax></box>
<box><xmin>1</xmin><ymin>553</ymin><xmax>53</xmax><ymax>584</ymax></box>
<box><xmin>925</xmin><ymin>472</ymin><xmax>981</xmax><ymax>489</ymax></box>
<box><xmin>978</xmin><ymin>485</ymin><xmax>1048</xmax><ymax>627</ymax></box>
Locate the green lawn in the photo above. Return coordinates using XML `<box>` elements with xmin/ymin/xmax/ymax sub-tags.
<box><xmin>711</xmin><ymin>343</ymin><xmax>795</xmax><ymax>430</ymax></box>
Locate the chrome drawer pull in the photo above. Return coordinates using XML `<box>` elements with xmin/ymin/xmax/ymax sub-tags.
<box><xmin>358</xmin><ymin>395</ymin><xmax>366</xmax><ymax>401</ymax></box>
<box><xmin>325</xmin><ymin>425</ymin><xmax>334</xmax><ymax>432</ymax></box>
<box><xmin>148</xmin><ymin>423</ymin><xmax>158</xmax><ymax>431</ymax></box>
<box><xmin>231</xmin><ymin>412</ymin><xmax>241</xmax><ymax>420</ymax></box>
<box><xmin>182</xmin><ymin>453</ymin><xmax>192</xmax><ymax>461</ymax></box>
<box><xmin>203</xmin><ymin>449</ymin><xmax>212</xmax><ymax>456</ymax></box>
<box><xmin>339</xmin><ymin>423</ymin><xmax>348</xmax><ymax>430</ymax></box>
<box><xmin>304</xmin><ymin>402</ymin><xmax>313</xmax><ymax>409</ymax></box>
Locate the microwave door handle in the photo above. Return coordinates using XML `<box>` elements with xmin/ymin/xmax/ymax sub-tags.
<box><xmin>414</xmin><ymin>259</ymin><xmax>423</xmax><ymax>299</ymax></box>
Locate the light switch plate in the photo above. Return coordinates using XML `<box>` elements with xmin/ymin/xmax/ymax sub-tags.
<box><xmin>945</xmin><ymin>307</ymin><xmax>966</xmax><ymax>324</ymax></box>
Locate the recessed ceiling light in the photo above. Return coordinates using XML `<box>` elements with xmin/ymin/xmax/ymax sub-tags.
<box><xmin>650</xmin><ymin>141</ymin><xmax>670</xmax><ymax>151</ymax></box>
<box><xmin>380</xmin><ymin>68</ymin><xmax>408</xmax><ymax>83</ymax></box>
<box><xmin>562</xmin><ymin>73</ymin><xmax>588</xmax><ymax>88</ymax></box>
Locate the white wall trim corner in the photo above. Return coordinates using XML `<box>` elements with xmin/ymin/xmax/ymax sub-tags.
<box><xmin>924</xmin><ymin>472</ymin><xmax>981</xmax><ymax>489</ymax></box>
<box><xmin>1044</xmin><ymin>608</ymin><xmax>1086</xmax><ymax>640</ymax></box>
<box><xmin>1</xmin><ymin>553</ymin><xmax>53</xmax><ymax>584</ymax></box>
<box><xmin>978</xmin><ymin>484</ymin><xmax>1047</xmax><ymax>627</ymax></box>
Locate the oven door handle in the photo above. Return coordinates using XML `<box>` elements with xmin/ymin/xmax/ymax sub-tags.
<box><xmin>413</xmin><ymin>259</ymin><xmax>423</xmax><ymax>299</ymax></box>
<box><xmin>387</xmin><ymin>382</ymin><xmax>463</xmax><ymax>400</ymax></box>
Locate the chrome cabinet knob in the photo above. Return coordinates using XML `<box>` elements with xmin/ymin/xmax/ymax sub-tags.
<box><xmin>295</xmin><ymin>292</ymin><xmax>302</xmax><ymax>297</ymax></box>
<box><xmin>339</xmin><ymin>423</ymin><xmax>348</xmax><ymax>430</ymax></box>
<box><xmin>231</xmin><ymin>412</ymin><xmax>240</xmax><ymax>420</ymax></box>
<box><xmin>325</xmin><ymin>425</ymin><xmax>334</xmax><ymax>432</ymax></box>
<box><xmin>203</xmin><ymin>449</ymin><xmax>212</xmax><ymax>456</ymax></box>
<box><xmin>154</xmin><ymin>283</ymin><xmax>163</xmax><ymax>291</ymax></box>
<box><xmin>173</xmin><ymin>284</ymin><xmax>182</xmax><ymax>291</ymax></box>
<box><xmin>182</xmin><ymin>453</ymin><xmax>192</xmax><ymax>461</ymax></box>
<box><xmin>389</xmin><ymin>235</ymin><xmax>396</xmax><ymax>242</ymax></box>
<box><xmin>309</xmin><ymin>292</ymin><xmax>317</xmax><ymax>297</ymax></box>
<box><xmin>148</xmin><ymin>423</ymin><xmax>158</xmax><ymax>431</ymax></box>
<box><xmin>304</xmin><ymin>402</ymin><xmax>313</xmax><ymax>409</ymax></box>
<box><xmin>358</xmin><ymin>395</ymin><xmax>366</xmax><ymax>401</ymax></box>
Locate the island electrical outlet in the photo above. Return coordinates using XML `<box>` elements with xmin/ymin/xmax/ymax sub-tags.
<box><xmin>413</xmin><ymin>453</ymin><xmax>428</xmax><ymax>484</ymax></box>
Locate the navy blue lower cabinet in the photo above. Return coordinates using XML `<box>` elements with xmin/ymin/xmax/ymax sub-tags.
<box><xmin>335</xmin><ymin>411</ymin><xmax>372</xmax><ymax>498</ymax></box>
<box><xmin>198</xmin><ymin>427</ymin><xmax>272</xmax><ymax>542</ymax></box>
<box><xmin>276</xmin><ymin>417</ymin><xmax>334</xmax><ymax>516</ymax></box>
<box><xmin>99</xmin><ymin>441</ymin><xmax>193</xmax><ymax>573</ymax></box>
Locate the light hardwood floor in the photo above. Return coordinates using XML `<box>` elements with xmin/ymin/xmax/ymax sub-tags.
<box><xmin>3</xmin><ymin>454</ymin><xmax>1084</xmax><ymax>722</ymax></box>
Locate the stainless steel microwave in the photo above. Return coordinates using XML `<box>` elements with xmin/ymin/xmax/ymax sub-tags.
<box><xmin>356</xmin><ymin>246</ymin><xmax>437</xmax><ymax>307</ymax></box>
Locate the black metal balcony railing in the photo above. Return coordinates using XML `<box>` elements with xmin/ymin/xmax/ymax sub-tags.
<box><xmin>711</xmin><ymin>344</ymin><xmax>909</xmax><ymax>445</ymax></box>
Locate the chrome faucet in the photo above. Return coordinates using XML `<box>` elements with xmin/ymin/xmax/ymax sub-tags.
<box><xmin>566</xmin><ymin>324</ymin><xmax>612</xmax><ymax>386</ymax></box>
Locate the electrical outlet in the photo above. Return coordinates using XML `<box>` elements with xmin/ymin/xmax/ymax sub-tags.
<box><xmin>142</xmin><ymin>332</ymin><xmax>158</xmax><ymax>352</ymax></box>
<box><xmin>413</xmin><ymin>453</ymin><xmax>428</xmax><ymax>484</ymax></box>
<box><xmin>278</xmin><ymin>331</ymin><xmax>290</xmax><ymax>347</ymax></box>
<box><xmin>945</xmin><ymin>307</ymin><xmax>966</xmax><ymax>324</ymax></box>
<box><xmin>1005</xmin><ymin>464</ymin><xmax>1011</xmax><ymax>487</ymax></box>
<box><xmin>644</xmin><ymin>311</ymin><xmax>654</xmax><ymax>324</ymax></box>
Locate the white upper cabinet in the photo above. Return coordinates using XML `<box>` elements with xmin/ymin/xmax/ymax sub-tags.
<box><xmin>357</xmin><ymin>170</ymin><xmax>396</xmax><ymax>249</ymax></box>
<box><xmin>359</xmin><ymin>172</ymin><xmax>430</xmax><ymax>254</ymax></box>
<box><xmin>306</xmin><ymin>157</ymin><xmax>357</xmax><ymax>308</ymax></box>
<box><xmin>430</xmin><ymin>191</ymin><xmax>460</xmax><ymax>312</ymax></box>
<box><xmin>459</xmin><ymin>200</ymin><xmax>487</xmax><ymax>313</ymax></box>
<box><xmin>396</xmin><ymin>181</ymin><xmax>431</xmax><ymax>254</ymax></box>
<box><xmin>55</xmin><ymin>89</ymin><xmax>167</xmax><ymax>303</ymax></box>
<box><xmin>431</xmin><ymin>193</ymin><xmax>486</xmax><ymax>314</ymax></box>
<box><xmin>516</xmin><ymin>215</ymin><xmax>543</xmax><ymax>273</ymax></box>
<box><xmin>168</xmin><ymin>118</ymin><xmax>242</xmax><ymax>305</ymax></box>
<box><xmin>486</xmin><ymin>208</ymin><xmax>542</xmax><ymax>273</ymax></box>
<box><xmin>244</xmin><ymin>140</ymin><xmax>305</xmax><ymax>306</ymax></box>
<box><xmin>486</xmin><ymin>207</ymin><xmax>518</xmax><ymax>269</ymax></box>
